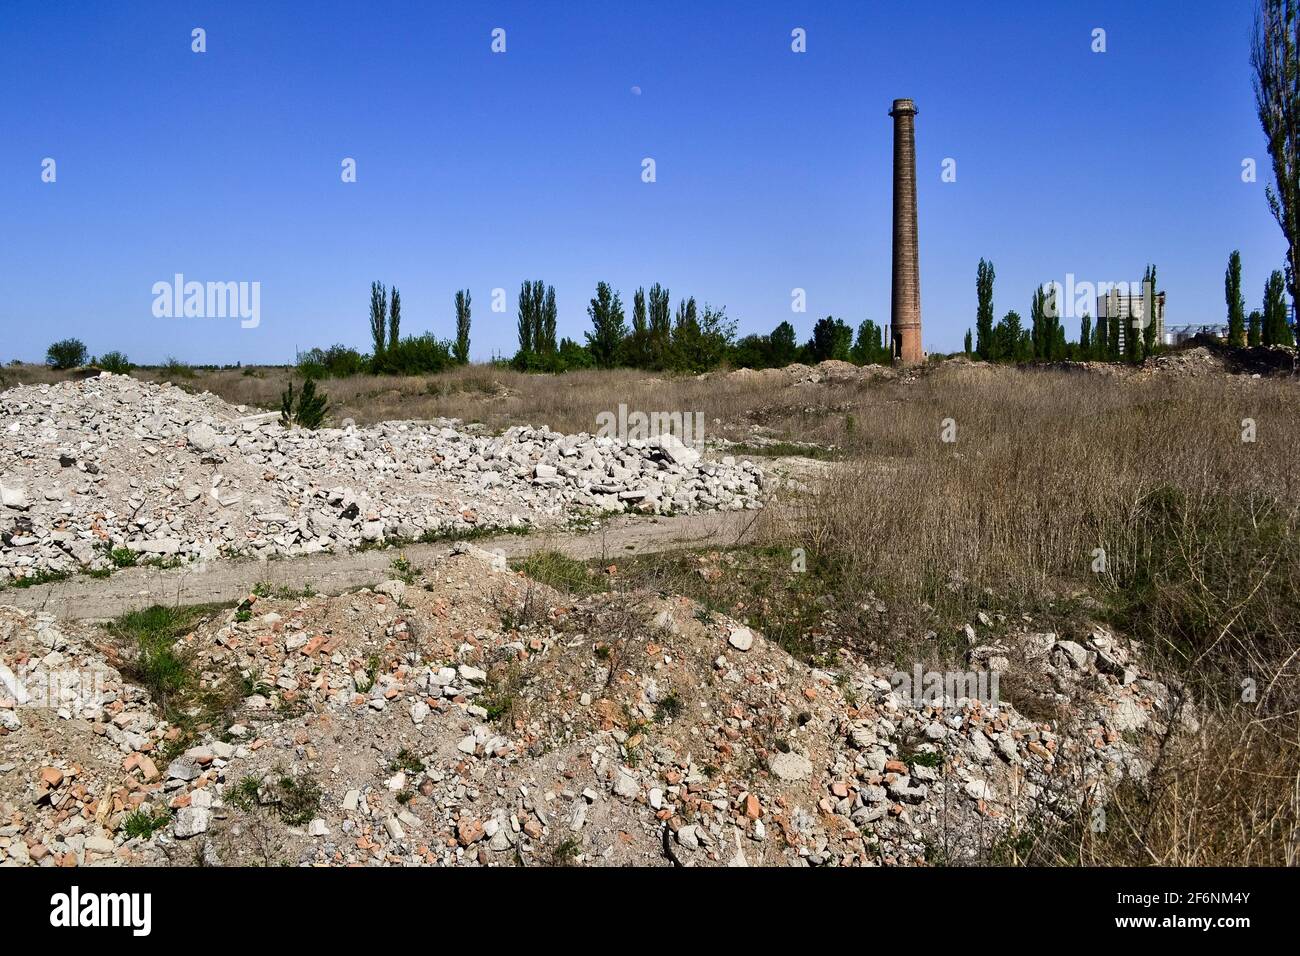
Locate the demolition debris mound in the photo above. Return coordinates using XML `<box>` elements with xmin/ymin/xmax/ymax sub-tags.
<box><xmin>0</xmin><ymin>374</ymin><xmax>763</xmax><ymax>584</ymax></box>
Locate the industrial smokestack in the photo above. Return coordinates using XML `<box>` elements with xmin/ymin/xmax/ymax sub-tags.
<box><xmin>889</xmin><ymin>98</ymin><xmax>923</xmax><ymax>365</ymax></box>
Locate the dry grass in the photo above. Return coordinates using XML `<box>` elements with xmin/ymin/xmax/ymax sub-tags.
<box><xmin>7</xmin><ymin>354</ymin><xmax>1298</xmax><ymax>863</ymax></box>
<box><xmin>769</xmin><ymin>364</ymin><xmax>1300</xmax><ymax>866</ymax></box>
<box><xmin>127</xmin><ymin>363</ymin><xmax>871</xmax><ymax>440</ymax></box>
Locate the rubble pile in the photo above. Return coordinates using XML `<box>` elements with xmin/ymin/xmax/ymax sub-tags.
<box><xmin>0</xmin><ymin>546</ymin><xmax>1182</xmax><ymax>867</ymax></box>
<box><xmin>0</xmin><ymin>374</ymin><xmax>763</xmax><ymax>583</ymax></box>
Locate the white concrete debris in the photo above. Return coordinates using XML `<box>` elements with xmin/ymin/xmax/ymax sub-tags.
<box><xmin>0</xmin><ymin>373</ymin><xmax>764</xmax><ymax>583</ymax></box>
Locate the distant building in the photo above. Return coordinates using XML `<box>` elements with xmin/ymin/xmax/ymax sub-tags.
<box><xmin>1164</xmin><ymin>323</ymin><xmax>1227</xmax><ymax>346</ymax></box>
<box><xmin>1096</xmin><ymin>288</ymin><xmax>1165</xmax><ymax>352</ymax></box>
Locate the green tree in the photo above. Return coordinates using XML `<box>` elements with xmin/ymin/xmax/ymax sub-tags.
<box><xmin>852</xmin><ymin>319</ymin><xmax>888</xmax><ymax>365</ymax></box>
<box><xmin>672</xmin><ymin>303</ymin><xmax>735</xmax><ymax>372</ymax></box>
<box><xmin>975</xmin><ymin>259</ymin><xmax>996</xmax><ymax>360</ymax></box>
<box><xmin>369</xmin><ymin>282</ymin><xmax>387</xmax><ymax>356</ymax></box>
<box><xmin>1253</xmin><ymin>2</ymin><xmax>1300</xmax><ymax>306</ymax></box>
<box><xmin>585</xmin><ymin>282</ymin><xmax>626</xmax><ymax>368</ymax></box>
<box><xmin>388</xmin><ymin>287</ymin><xmax>401</xmax><ymax>349</ymax></box>
<box><xmin>963</xmin><ymin>328</ymin><xmax>973</xmax><ymax>355</ymax></box>
<box><xmin>1263</xmin><ymin>269</ymin><xmax>1294</xmax><ymax>346</ymax></box>
<box><xmin>46</xmin><ymin>338</ymin><xmax>88</xmax><ymax>369</ymax></box>
<box><xmin>540</xmin><ymin>286</ymin><xmax>558</xmax><ymax>353</ymax></box>
<box><xmin>808</xmin><ymin>316</ymin><xmax>853</xmax><ymax>362</ymax></box>
<box><xmin>1249</xmin><ymin>309</ymin><xmax>1263</xmax><ymax>346</ymax></box>
<box><xmin>770</xmin><ymin>321</ymin><xmax>798</xmax><ymax>366</ymax></box>
<box><xmin>1226</xmin><ymin>250</ymin><xmax>1246</xmax><ymax>346</ymax></box>
<box><xmin>994</xmin><ymin>311</ymin><xmax>1027</xmax><ymax>363</ymax></box>
<box><xmin>647</xmin><ymin>283</ymin><xmax>672</xmax><ymax>368</ymax></box>
<box><xmin>1142</xmin><ymin>265</ymin><xmax>1159</xmax><ymax>357</ymax></box>
<box><xmin>622</xmin><ymin>287</ymin><xmax>651</xmax><ymax>367</ymax></box>
<box><xmin>1108</xmin><ymin>314</ymin><xmax>1121</xmax><ymax>362</ymax></box>
<box><xmin>1079</xmin><ymin>313</ymin><xmax>1092</xmax><ymax>358</ymax></box>
<box><xmin>453</xmin><ymin>290</ymin><xmax>472</xmax><ymax>364</ymax></box>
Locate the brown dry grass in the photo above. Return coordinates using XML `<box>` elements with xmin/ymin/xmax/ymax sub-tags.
<box><xmin>133</xmin><ymin>363</ymin><xmax>874</xmax><ymax>440</ymax></box>
<box><xmin>6</xmin><ymin>355</ymin><xmax>1297</xmax><ymax>863</ymax></box>
<box><xmin>770</xmin><ymin>364</ymin><xmax>1300</xmax><ymax>866</ymax></box>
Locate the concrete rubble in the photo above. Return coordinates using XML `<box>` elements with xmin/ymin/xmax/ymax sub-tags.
<box><xmin>0</xmin><ymin>374</ymin><xmax>763</xmax><ymax>584</ymax></box>
<box><xmin>0</xmin><ymin>548</ymin><xmax>1184</xmax><ymax>867</ymax></box>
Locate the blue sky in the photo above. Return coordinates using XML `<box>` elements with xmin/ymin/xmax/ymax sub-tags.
<box><xmin>0</xmin><ymin>0</ymin><xmax>1285</xmax><ymax>364</ymax></box>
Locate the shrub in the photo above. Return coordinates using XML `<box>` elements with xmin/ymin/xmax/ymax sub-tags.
<box><xmin>161</xmin><ymin>356</ymin><xmax>193</xmax><ymax>378</ymax></box>
<box><xmin>371</xmin><ymin>334</ymin><xmax>455</xmax><ymax>376</ymax></box>
<box><xmin>297</xmin><ymin>344</ymin><xmax>367</xmax><ymax>379</ymax></box>
<box><xmin>279</xmin><ymin>378</ymin><xmax>330</xmax><ymax>429</ymax></box>
<box><xmin>46</xmin><ymin>338</ymin><xmax>88</xmax><ymax>369</ymax></box>
<box><xmin>94</xmin><ymin>351</ymin><xmax>132</xmax><ymax>374</ymax></box>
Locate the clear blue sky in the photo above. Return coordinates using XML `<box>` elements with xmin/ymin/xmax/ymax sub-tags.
<box><xmin>0</xmin><ymin>0</ymin><xmax>1286</xmax><ymax>364</ymax></box>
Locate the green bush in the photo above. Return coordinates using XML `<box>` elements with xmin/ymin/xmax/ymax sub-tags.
<box><xmin>46</xmin><ymin>338</ymin><xmax>88</xmax><ymax>369</ymax></box>
<box><xmin>160</xmin><ymin>356</ymin><xmax>193</xmax><ymax>378</ymax></box>
<box><xmin>279</xmin><ymin>378</ymin><xmax>330</xmax><ymax>429</ymax></box>
<box><xmin>372</xmin><ymin>334</ymin><xmax>455</xmax><ymax>375</ymax></box>
<box><xmin>298</xmin><ymin>344</ymin><xmax>367</xmax><ymax>379</ymax></box>
<box><xmin>94</xmin><ymin>351</ymin><xmax>132</xmax><ymax>374</ymax></box>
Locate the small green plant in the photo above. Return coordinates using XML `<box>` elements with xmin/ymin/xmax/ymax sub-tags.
<box><xmin>396</xmin><ymin>789</ymin><xmax>415</xmax><ymax>804</ymax></box>
<box><xmin>654</xmin><ymin>693</ymin><xmax>682</xmax><ymax>722</ymax></box>
<box><xmin>107</xmin><ymin>605</ymin><xmax>203</xmax><ymax>711</ymax></box>
<box><xmin>390</xmin><ymin>554</ymin><xmax>418</xmax><ymax>585</ymax></box>
<box><xmin>110</xmin><ymin>547</ymin><xmax>138</xmax><ymax>568</ymax></box>
<box><xmin>279</xmin><ymin>378</ymin><xmax>330</xmax><ymax>430</ymax></box>
<box><xmin>274</xmin><ymin>774</ymin><xmax>322</xmax><ymax>826</ymax></box>
<box><xmin>95</xmin><ymin>351</ymin><xmax>132</xmax><ymax>374</ymax></box>
<box><xmin>513</xmin><ymin>550</ymin><xmax>605</xmax><ymax>595</ymax></box>
<box><xmin>550</xmin><ymin>836</ymin><xmax>582</xmax><ymax>866</ymax></box>
<box><xmin>393</xmin><ymin>748</ymin><xmax>425</xmax><ymax>774</ymax></box>
<box><xmin>227</xmin><ymin>775</ymin><xmax>264</xmax><ymax>811</ymax></box>
<box><xmin>354</xmin><ymin>654</ymin><xmax>382</xmax><ymax>693</ymax></box>
<box><xmin>122</xmin><ymin>807</ymin><xmax>170</xmax><ymax>839</ymax></box>
<box><xmin>235</xmin><ymin>609</ymin><xmax>252</xmax><ymax>623</ymax></box>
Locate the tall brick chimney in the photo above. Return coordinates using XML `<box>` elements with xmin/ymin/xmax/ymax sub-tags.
<box><xmin>889</xmin><ymin>98</ymin><xmax>923</xmax><ymax>365</ymax></box>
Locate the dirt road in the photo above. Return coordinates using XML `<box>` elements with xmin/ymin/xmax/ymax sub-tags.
<box><xmin>1</xmin><ymin>510</ymin><xmax>766</xmax><ymax>620</ymax></box>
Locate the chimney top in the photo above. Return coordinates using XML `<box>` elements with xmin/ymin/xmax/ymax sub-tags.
<box><xmin>889</xmin><ymin>98</ymin><xmax>917</xmax><ymax>117</ymax></box>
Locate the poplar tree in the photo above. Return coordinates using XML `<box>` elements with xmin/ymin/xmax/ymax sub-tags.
<box><xmin>585</xmin><ymin>282</ymin><xmax>626</xmax><ymax>368</ymax></box>
<box><xmin>453</xmin><ymin>290</ymin><xmax>472</xmax><ymax>364</ymax></box>
<box><xmin>647</xmin><ymin>283</ymin><xmax>672</xmax><ymax>367</ymax></box>
<box><xmin>1264</xmin><ymin>269</ymin><xmax>1294</xmax><ymax>346</ymax></box>
<box><xmin>975</xmin><ymin>259</ymin><xmax>996</xmax><ymax>360</ymax></box>
<box><xmin>1226</xmin><ymin>250</ymin><xmax>1246</xmax><ymax>346</ymax></box>
<box><xmin>388</xmin><ymin>287</ymin><xmax>401</xmax><ymax>349</ymax></box>
<box><xmin>369</xmin><ymin>281</ymin><xmax>387</xmax><ymax>356</ymax></box>
<box><xmin>1253</xmin><ymin>1</ymin><xmax>1300</xmax><ymax>306</ymax></box>
<box><xmin>1142</xmin><ymin>264</ymin><xmax>1159</xmax><ymax>357</ymax></box>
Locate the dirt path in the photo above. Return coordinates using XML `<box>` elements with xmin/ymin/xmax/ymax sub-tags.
<box><xmin>1</xmin><ymin>509</ymin><xmax>767</xmax><ymax>620</ymax></box>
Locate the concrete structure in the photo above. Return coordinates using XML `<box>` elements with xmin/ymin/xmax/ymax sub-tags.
<box><xmin>1096</xmin><ymin>288</ymin><xmax>1165</xmax><ymax>353</ymax></box>
<box><xmin>889</xmin><ymin>98</ymin><xmax>923</xmax><ymax>364</ymax></box>
<box><xmin>1164</xmin><ymin>323</ymin><xmax>1226</xmax><ymax>346</ymax></box>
